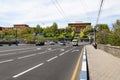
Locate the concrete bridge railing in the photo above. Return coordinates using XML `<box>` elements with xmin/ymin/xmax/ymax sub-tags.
<box><xmin>98</xmin><ymin>44</ymin><xmax>120</xmax><ymax>58</ymax></box>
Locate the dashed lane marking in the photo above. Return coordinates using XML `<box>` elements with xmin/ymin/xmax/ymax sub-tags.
<box><xmin>59</xmin><ymin>47</ymin><xmax>75</xmax><ymax>56</ymax></box>
<box><xmin>37</xmin><ymin>48</ymin><xmax>41</xmax><ymax>50</ymax></box>
<box><xmin>13</xmin><ymin>63</ymin><xmax>44</xmax><ymax>78</ymax></box>
<box><xmin>59</xmin><ymin>52</ymin><xmax>65</xmax><ymax>56</ymax></box>
<box><xmin>17</xmin><ymin>54</ymin><xmax>36</xmax><ymax>59</ymax></box>
<box><xmin>48</xmin><ymin>48</ymin><xmax>52</xmax><ymax>50</ymax></box>
<box><xmin>0</xmin><ymin>48</ymin><xmax>34</xmax><ymax>53</ymax></box>
<box><xmin>71</xmin><ymin>50</ymin><xmax>79</xmax><ymax>52</ymax></box>
<box><xmin>0</xmin><ymin>52</ymin><xmax>16</xmax><ymax>56</ymax></box>
<box><xmin>0</xmin><ymin>59</ymin><xmax>14</xmax><ymax>64</ymax></box>
<box><xmin>61</xmin><ymin>49</ymin><xmax>65</xmax><ymax>51</ymax></box>
<box><xmin>47</xmin><ymin>56</ymin><xmax>58</xmax><ymax>62</ymax></box>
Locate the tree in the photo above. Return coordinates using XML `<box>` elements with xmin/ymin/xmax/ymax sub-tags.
<box><xmin>95</xmin><ymin>24</ymin><xmax>110</xmax><ymax>44</ymax></box>
<box><xmin>109</xmin><ymin>20</ymin><xmax>120</xmax><ymax>46</ymax></box>
<box><xmin>51</xmin><ymin>22</ymin><xmax>58</xmax><ymax>31</ymax></box>
<box><xmin>95</xmin><ymin>24</ymin><xmax>109</xmax><ymax>31</ymax></box>
<box><xmin>83</xmin><ymin>26</ymin><xmax>94</xmax><ymax>35</ymax></box>
<box><xmin>79</xmin><ymin>29</ymin><xmax>85</xmax><ymax>38</ymax></box>
<box><xmin>36</xmin><ymin>24</ymin><xmax>43</xmax><ymax>34</ymax></box>
<box><xmin>51</xmin><ymin>22</ymin><xmax>58</xmax><ymax>36</ymax></box>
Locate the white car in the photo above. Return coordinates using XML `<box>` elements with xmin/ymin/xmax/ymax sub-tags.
<box><xmin>72</xmin><ymin>39</ymin><xmax>78</xmax><ymax>46</ymax></box>
<box><xmin>49</xmin><ymin>41</ymin><xmax>55</xmax><ymax>45</ymax></box>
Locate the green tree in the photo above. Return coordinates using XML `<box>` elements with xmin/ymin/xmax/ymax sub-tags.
<box><xmin>36</xmin><ymin>24</ymin><xmax>43</xmax><ymax>34</ymax></box>
<box><xmin>109</xmin><ymin>20</ymin><xmax>120</xmax><ymax>46</ymax></box>
<box><xmin>95</xmin><ymin>24</ymin><xmax>110</xmax><ymax>44</ymax></box>
<box><xmin>51</xmin><ymin>22</ymin><xmax>58</xmax><ymax>36</ymax></box>
<box><xmin>95</xmin><ymin>24</ymin><xmax>109</xmax><ymax>31</ymax></box>
<box><xmin>83</xmin><ymin>26</ymin><xmax>94</xmax><ymax>35</ymax></box>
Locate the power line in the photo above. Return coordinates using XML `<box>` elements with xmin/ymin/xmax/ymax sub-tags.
<box><xmin>51</xmin><ymin>0</ymin><xmax>69</xmax><ymax>22</ymax></box>
<box><xmin>96</xmin><ymin>0</ymin><xmax>104</xmax><ymax>24</ymax></box>
<box><xmin>55</xmin><ymin>0</ymin><xmax>70</xmax><ymax>22</ymax></box>
<box><xmin>94</xmin><ymin>0</ymin><xmax>104</xmax><ymax>41</ymax></box>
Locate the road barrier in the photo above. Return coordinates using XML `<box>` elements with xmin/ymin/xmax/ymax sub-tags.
<box><xmin>80</xmin><ymin>47</ymin><xmax>89</xmax><ymax>80</ymax></box>
<box><xmin>98</xmin><ymin>44</ymin><xmax>120</xmax><ymax>58</ymax></box>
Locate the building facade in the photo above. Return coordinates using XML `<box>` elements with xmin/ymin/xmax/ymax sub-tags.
<box><xmin>13</xmin><ymin>24</ymin><xmax>29</xmax><ymax>29</ymax></box>
<box><xmin>0</xmin><ymin>24</ymin><xmax>29</xmax><ymax>31</ymax></box>
<box><xmin>68</xmin><ymin>23</ymin><xmax>91</xmax><ymax>32</ymax></box>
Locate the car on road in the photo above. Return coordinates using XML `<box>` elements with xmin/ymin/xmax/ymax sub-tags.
<box><xmin>59</xmin><ymin>41</ymin><xmax>66</xmax><ymax>46</ymax></box>
<box><xmin>0</xmin><ymin>44</ymin><xmax>3</xmax><ymax>46</ymax></box>
<box><xmin>49</xmin><ymin>41</ymin><xmax>55</xmax><ymax>45</ymax></box>
<box><xmin>35</xmin><ymin>41</ymin><xmax>45</xmax><ymax>46</ymax></box>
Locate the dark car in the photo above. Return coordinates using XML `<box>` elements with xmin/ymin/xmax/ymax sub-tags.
<box><xmin>35</xmin><ymin>41</ymin><xmax>44</xmax><ymax>46</ymax></box>
<box><xmin>0</xmin><ymin>44</ymin><xmax>3</xmax><ymax>46</ymax></box>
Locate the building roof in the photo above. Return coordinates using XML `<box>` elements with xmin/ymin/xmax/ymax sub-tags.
<box><xmin>68</xmin><ymin>23</ymin><xmax>91</xmax><ymax>25</ymax></box>
<box><xmin>13</xmin><ymin>24</ymin><xmax>29</xmax><ymax>26</ymax></box>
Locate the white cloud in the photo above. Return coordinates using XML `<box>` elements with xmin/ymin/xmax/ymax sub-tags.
<box><xmin>0</xmin><ymin>0</ymin><xmax>120</xmax><ymax>28</ymax></box>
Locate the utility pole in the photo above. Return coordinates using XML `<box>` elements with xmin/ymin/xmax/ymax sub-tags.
<box><xmin>94</xmin><ymin>0</ymin><xmax>104</xmax><ymax>41</ymax></box>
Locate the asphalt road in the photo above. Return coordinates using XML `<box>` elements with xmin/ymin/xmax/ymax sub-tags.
<box><xmin>0</xmin><ymin>44</ymin><xmax>83</xmax><ymax>80</ymax></box>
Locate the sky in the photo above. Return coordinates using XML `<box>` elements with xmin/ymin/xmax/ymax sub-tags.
<box><xmin>0</xmin><ymin>0</ymin><xmax>120</xmax><ymax>28</ymax></box>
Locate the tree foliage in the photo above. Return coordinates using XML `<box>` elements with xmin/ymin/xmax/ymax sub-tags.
<box><xmin>96</xmin><ymin>20</ymin><xmax>120</xmax><ymax>46</ymax></box>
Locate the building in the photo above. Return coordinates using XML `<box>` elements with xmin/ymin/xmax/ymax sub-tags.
<box><xmin>13</xmin><ymin>24</ymin><xmax>29</xmax><ymax>29</ymax></box>
<box><xmin>0</xmin><ymin>24</ymin><xmax>29</xmax><ymax>31</ymax></box>
<box><xmin>2</xmin><ymin>27</ymin><xmax>13</xmax><ymax>30</ymax></box>
<box><xmin>68</xmin><ymin>22</ymin><xmax>91</xmax><ymax>32</ymax></box>
<box><xmin>0</xmin><ymin>27</ymin><xmax>2</xmax><ymax>30</ymax></box>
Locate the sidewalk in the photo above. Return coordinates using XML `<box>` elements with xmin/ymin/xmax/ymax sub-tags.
<box><xmin>86</xmin><ymin>45</ymin><xmax>120</xmax><ymax>80</ymax></box>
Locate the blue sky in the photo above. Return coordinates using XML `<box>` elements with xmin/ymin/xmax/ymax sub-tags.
<box><xmin>0</xmin><ymin>0</ymin><xmax>120</xmax><ymax>28</ymax></box>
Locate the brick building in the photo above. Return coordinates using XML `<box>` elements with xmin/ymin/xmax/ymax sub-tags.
<box><xmin>0</xmin><ymin>24</ymin><xmax>29</xmax><ymax>31</ymax></box>
<box><xmin>0</xmin><ymin>27</ymin><xmax>2</xmax><ymax>30</ymax></box>
<box><xmin>13</xmin><ymin>24</ymin><xmax>29</xmax><ymax>29</ymax></box>
<box><xmin>68</xmin><ymin>22</ymin><xmax>91</xmax><ymax>32</ymax></box>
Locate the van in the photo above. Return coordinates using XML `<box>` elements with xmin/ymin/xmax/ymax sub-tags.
<box><xmin>72</xmin><ymin>39</ymin><xmax>78</xmax><ymax>46</ymax></box>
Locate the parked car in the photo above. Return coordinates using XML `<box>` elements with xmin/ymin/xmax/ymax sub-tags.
<box><xmin>35</xmin><ymin>41</ymin><xmax>44</xmax><ymax>46</ymax></box>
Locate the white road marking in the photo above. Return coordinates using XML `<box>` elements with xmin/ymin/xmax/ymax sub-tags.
<box><xmin>13</xmin><ymin>63</ymin><xmax>44</xmax><ymax>78</ymax></box>
<box><xmin>17</xmin><ymin>54</ymin><xmax>36</xmax><ymax>59</ymax></box>
<box><xmin>59</xmin><ymin>47</ymin><xmax>75</xmax><ymax>56</ymax></box>
<box><xmin>37</xmin><ymin>48</ymin><xmax>41</xmax><ymax>50</ymax></box>
<box><xmin>72</xmin><ymin>50</ymin><xmax>79</xmax><ymax>52</ymax></box>
<box><xmin>38</xmin><ymin>51</ymin><xmax>48</xmax><ymax>54</ymax></box>
<box><xmin>0</xmin><ymin>48</ymin><xmax>34</xmax><ymax>53</ymax></box>
<box><xmin>18</xmin><ymin>50</ymin><xmax>31</xmax><ymax>53</ymax></box>
<box><xmin>59</xmin><ymin>52</ymin><xmax>65</xmax><ymax>56</ymax></box>
<box><xmin>0</xmin><ymin>50</ymin><xmax>35</xmax><ymax>56</ymax></box>
<box><xmin>38</xmin><ymin>48</ymin><xmax>61</xmax><ymax>55</ymax></box>
<box><xmin>0</xmin><ymin>59</ymin><xmax>14</xmax><ymax>64</ymax></box>
<box><xmin>0</xmin><ymin>52</ymin><xmax>16</xmax><ymax>56</ymax></box>
<box><xmin>47</xmin><ymin>56</ymin><xmax>58</xmax><ymax>62</ymax></box>
<box><xmin>48</xmin><ymin>48</ymin><xmax>52</xmax><ymax>50</ymax></box>
<box><xmin>61</xmin><ymin>49</ymin><xmax>64</xmax><ymax>51</ymax></box>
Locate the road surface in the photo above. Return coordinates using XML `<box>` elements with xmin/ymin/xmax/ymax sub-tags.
<box><xmin>0</xmin><ymin>44</ymin><xmax>83</xmax><ymax>80</ymax></box>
